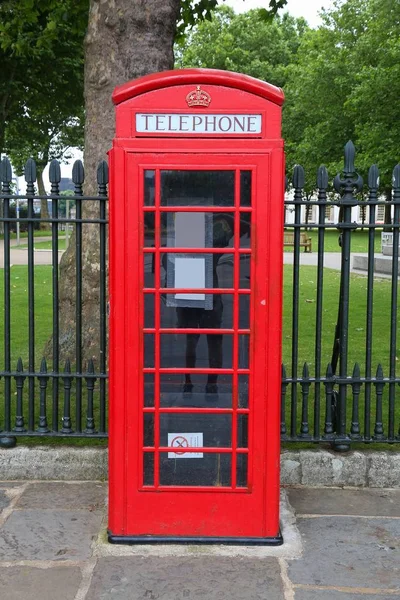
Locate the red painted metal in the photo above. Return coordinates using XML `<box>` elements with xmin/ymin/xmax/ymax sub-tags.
<box><xmin>109</xmin><ymin>69</ymin><xmax>284</xmax><ymax>543</ymax></box>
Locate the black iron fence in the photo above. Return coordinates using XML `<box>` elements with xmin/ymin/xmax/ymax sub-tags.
<box><xmin>0</xmin><ymin>142</ymin><xmax>399</xmax><ymax>449</ymax></box>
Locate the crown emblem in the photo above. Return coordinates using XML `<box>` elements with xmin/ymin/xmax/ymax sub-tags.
<box><xmin>186</xmin><ymin>85</ymin><xmax>211</xmax><ymax>108</ymax></box>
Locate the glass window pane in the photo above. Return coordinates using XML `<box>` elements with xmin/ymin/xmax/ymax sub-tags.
<box><xmin>237</xmin><ymin>414</ymin><xmax>248</xmax><ymax>448</ymax></box>
<box><xmin>238</xmin><ymin>334</ymin><xmax>249</xmax><ymax>370</ymax></box>
<box><xmin>236</xmin><ymin>454</ymin><xmax>248</xmax><ymax>488</ymax></box>
<box><xmin>160</xmin><ymin>452</ymin><xmax>231</xmax><ymax>487</ymax></box>
<box><xmin>144</xmin><ymin>293</ymin><xmax>154</xmax><ymax>328</ymax></box>
<box><xmin>144</xmin><ymin>170</ymin><xmax>155</xmax><ymax>206</ymax></box>
<box><xmin>240</xmin><ymin>171</ymin><xmax>252</xmax><ymax>207</ymax></box>
<box><xmin>144</xmin><ymin>212</ymin><xmax>155</xmax><ymax>247</ymax></box>
<box><xmin>144</xmin><ymin>373</ymin><xmax>154</xmax><ymax>407</ymax></box>
<box><xmin>143</xmin><ymin>452</ymin><xmax>154</xmax><ymax>486</ymax></box>
<box><xmin>143</xmin><ymin>255</ymin><xmax>154</xmax><ymax>288</ymax></box>
<box><xmin>161</xmin><ymin>170</ymin><xmax>234</xmax><ymax>207</ymax></box>
<box><xmin>160</xmin><ymin>252</ymin><xmax>234</xmax><ymax>301</ymax></box>
<box><xmin>144</xmin><ymin>413</ymin><xmax>154</xmax><ymax>447</ymax></box>
<box><xmin>159</xmin><ymin>373</ymin><xmax>233</xmax><ymax>407</ymax></box>
<box><xmin>238</xmin><ymin>375</ymin><xmax>249</xmax><ymax>408</ymax></box>
<box><xmin>239</xmin><ymin>294</ymin><xmax>250</xmax><ymax>329</ymax></box>
<box><xmin>239</xmin><ymin>255</ymin><xmax>250</xmax><ymax>289</ymax></box>
<box><xmin>144</xmin><ymin>334</ymin><xmax>155</xmax><ymax>368</ymax></box>
<box><xmin>239</xmin><ymin>212</ymin><xmax>251</xmax><ymax>248</ymax></box>
<box><xmin>160</xmin><ymin>333</ymin><xmax>232</xmax><ymax>370</ymax></box>
<box><xmin>160</xmin><ymin>414</ymin><xmax>231</xmax><ymax>448</ymax></box>
<box><xmin>160</xmin><ymin>211</ymin><xmax>235</xmax><ymax>250</ymax></box>
<box><xmin>161</xmin><ymin>293</ymin><xmax>233</xmax><ymax>329</ymax></box>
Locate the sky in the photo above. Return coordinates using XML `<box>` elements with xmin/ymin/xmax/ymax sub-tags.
<box><xmin>38</xmin><ymin>0</ymin><xmax>334</xmax><ymax>184</ymax></box>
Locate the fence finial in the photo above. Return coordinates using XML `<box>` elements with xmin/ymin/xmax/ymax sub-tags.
<box><xmin>393</xmin><ymin>164</ymin><xmax>400</xmax><ymax>189</ymax></box>
<box><xmin>317</xmin><ymin>165</ymin><xmax>328</xmax><ymax>190</ymax></box>
<box><xmin>344</xmin><ymin>140</ymin><xmax>356</xmax><ymax>175</ymax></box>
<box><xmin>24</xmin><ymin>158</ymin><xmax>37</xmax><ymax>183</ymax></box>
<box><xmin>72</xmin><ymin>160</ymin><xmax>85</xmax><ymax>185</ymax></box>
<box><xmin>368</xmin><ymin>165</ymin><xmax>379</xmax><ymax>189</ymax></box>
<box><xmin>292</xmin><ymin>164</ymin><xmax>305</xmax><ymax>189</ymax></box>
<box><xmin>49</xmin><ymin>159</ymin><xmax>61</xmax><ymax>184</ymax></box>
<box><xmin>0</xmin><ymin>157</ymin><xmax>12</xmax><ymax>183</ymax></box>
<box><xmin>97</xmin><ymin>160</ymin><xmax>109</xmax><ymax>186</ymax></box>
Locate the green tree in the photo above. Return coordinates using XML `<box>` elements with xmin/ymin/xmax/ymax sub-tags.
<box><xmin>283</xmin><ymin>0</ymin><xmax>400</xmax><ymax>193</ymax></box>
<box><xmin>176</xmin><ymin>5</ymin><xmax>307</xmax><ymax>90</ymax></box>
<box><xmin>0</xmin><ymin>1</ymin><xmax>86</xmax><ymax>226</ymax></box>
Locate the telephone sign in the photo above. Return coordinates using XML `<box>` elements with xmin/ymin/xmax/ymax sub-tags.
<box><xmin>108</xmin><ymin>69</ymin><xmax>285</xmax><ymax>544</ymax></box>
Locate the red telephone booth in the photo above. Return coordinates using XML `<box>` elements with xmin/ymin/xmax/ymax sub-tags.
<box><xmin>108</xmin><ymin>69</ymin><xmax>284</xmax><ymax>544</ymax></box>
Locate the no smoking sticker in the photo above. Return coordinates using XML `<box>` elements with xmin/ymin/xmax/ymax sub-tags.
<box><xmin>168</xmin><ymin>432</ymin><xmax>203</xmax><ymax>459</ymax></box>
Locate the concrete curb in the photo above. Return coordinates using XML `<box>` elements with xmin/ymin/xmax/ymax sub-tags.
<box><xmin>1</xmin><ymin>446</ymin><xmax>400</xmax><ymax>487</ymax></box>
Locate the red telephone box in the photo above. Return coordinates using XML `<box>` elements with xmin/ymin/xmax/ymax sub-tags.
<box><xmin>108</xmin><ymin>69</ymin><xmax>284</xmax><ymax>544</ymax></box>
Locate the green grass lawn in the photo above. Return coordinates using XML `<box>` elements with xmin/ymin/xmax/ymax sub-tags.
<box><xmin>284</xmin><ymin>228</ymin><xmax>383</xmax><ymax>253</ymax></box>
<box><xmin>0</xmin><ymin>262</ymin><xmax>399</xmax><ymax>445</ymax></box>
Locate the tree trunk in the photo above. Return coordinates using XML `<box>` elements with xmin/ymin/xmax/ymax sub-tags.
<box><xmin>37</xmin><ymin>169</ymin><xmax>51</xmax><ymax>230</ymax></box>
<box><xmin>58</xmin><ymin>0</ymin><xmax>181</xmax><ymax>364</ymax></box>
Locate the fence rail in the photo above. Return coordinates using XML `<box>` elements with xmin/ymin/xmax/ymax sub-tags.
<box><xmin>1</xmin><ymin>142</ymin><xmax>400</xmax><ymax>449</ymax></box>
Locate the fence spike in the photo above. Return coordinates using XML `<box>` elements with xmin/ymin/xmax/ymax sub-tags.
<box><xmin>0</xmin><ymin>157</ymin><xmax>12</xmax><ymax>183</ymax></box>
<box><xmin>40</xmin><ymin>357</ymin><xmax>48</xmax><ymax>373</ymax></box>
<box><xmin>87</xmin><ymin>358</ymin><xmax>95</xmax><ymax>374</ymax></box>
<box><xmin>49</xmin><ymin>159</ymin><xmax>61</xmax><ymax>184</ymax></box>
<box><xmin>72</xmin><ymin>160</ymin><xmax>85</xmax><ymax>185</ymax></box>
<box><xmin>344</xmin><ymin>140</ymin><xmax>356</xmax><ymax>175</ymax></box>
<box><xmin>64</xmin><ymin>359</ymin><xmax>71</xmax><ymax>374</ymax></box>
<box><xmin>317</xmin><ymin>165</ymin><xmax>328</xmax><ymax>190</ymax></box>
<box><xmin>16</xmin><ymin>357</ymin><xmax>24</xmax><ymax>372</ymax></box>
<box><xmin>326</xmin><ymin>363</ymin><xmax>333</xmax><ymax>378</ymax></box>
<box><xmin>97</xmin><ymin>160</ymin><xmax>109</xmax><ymax>186</ymax></box>
<box><xmin>292</xmin><ymin>164</ymin><xmax>305</xmax><ymax>189</ymax></box>
<box><xmin>350</xmin><ymin>363</ymin><xmax>361</xmax><ymax>438</ymax></box>
<box><xmin>302</xmin><ymin>362</ymin><xmax>310</xmax><ymax>380</ymax></box>
<box><xmin>393</xmin><ymin>164</ymin><xmax>400</xmax><ymax>189</ymax></box>
<box><xmin>281</xmin><ymin>363</ymin><xmax>287</xmax><ymax>379</ymax></box>
<box><xmin>368</xmin><ymin>164</ymin><xmax>379</xmax><ymax>189</ymax></box>
<box><xmin>376</xmin><ymin>363</ymin><xmax>384</xmax><ymax>379</ymax></box>
<box><xmin>24</xmin><ymin>158</ymin><xmax>37</xmax><ymax>183</ymax></box>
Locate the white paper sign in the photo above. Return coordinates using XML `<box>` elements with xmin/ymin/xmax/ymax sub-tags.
<box><xmin>175</xmin><ymin>257</ymin><xmax>205</xmax><ymax>301</ymax></box>
<box><xmin>136</xmin><ymin>113</ymin><xmax>262</xmax><ymax>135</ymax></box>
<box><xmin>168</xmin><ymin>432</ymin><xmax>204</xmax><ymax>458</ymax></box>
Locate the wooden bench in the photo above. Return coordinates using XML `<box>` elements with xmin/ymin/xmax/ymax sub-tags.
<box><xmin>284</xmin><ymin>231</ymin><xmax>312</xmax><ymax>253</ymax></box>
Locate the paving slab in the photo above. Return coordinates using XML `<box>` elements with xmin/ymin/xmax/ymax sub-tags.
<box><xmin>287</xmin><ymin>517</ymin><xmax>400</xmax><ymax>590</ymax></box>
<box><xmin>288</xmin><ymin>488</ymin><xmax>400</xmax><ymax>517</ymax></box>
<box><xmin>0</xmin><ymin>565</ymin><xmax>82</xmax><ymax>600</ymax></box>
<box><xmin>86</xmin><ymin>556</ymin><xmax>284</xmax><ymax>600</ymax></box>
<box><xmin>294</xmin><ymin>589</ymin><xmax>400</xmax><ymax>600</ymax></box>
<box><xmin>16</xmin><ymin>481</ymin><xmax>107</xmax><ymax>510</ymax></box>
<box><xmin>0</xmin><ymin>509</ymin><xmax>103</xmax><ymax>560</ymax></box>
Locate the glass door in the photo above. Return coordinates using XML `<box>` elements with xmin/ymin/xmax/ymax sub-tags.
<box><xmin>142</xmin><ymin>168</ymin><xmax>252</xmax><ymax>490</ymax></box>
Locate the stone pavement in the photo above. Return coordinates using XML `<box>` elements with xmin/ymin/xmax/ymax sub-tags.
<box><xmin>0</xmin><ymin>482</ymin><xmax>400</xmax><ymax>599</ymax></box>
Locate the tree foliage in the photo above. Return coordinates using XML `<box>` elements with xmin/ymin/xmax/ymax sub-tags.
<box><xmin>283</xmin><ymin>0</ymin><xmax>400</xmax><ymax>190</ymax></box>
<box><xmin>0</xmin><ymin>1</ymin><xmax>86</xmax><ymax>170</ymax></box>
<box><xmin>177</xmin><ymin>5</ymin><xmax>307</xmax><ymax>90</ymax></box>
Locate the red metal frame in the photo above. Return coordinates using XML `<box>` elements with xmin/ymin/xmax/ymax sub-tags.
<box><xmin>109</xmin><ymin>69</ymin><xmax>284</xmax><ymax>544</ymax></box>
